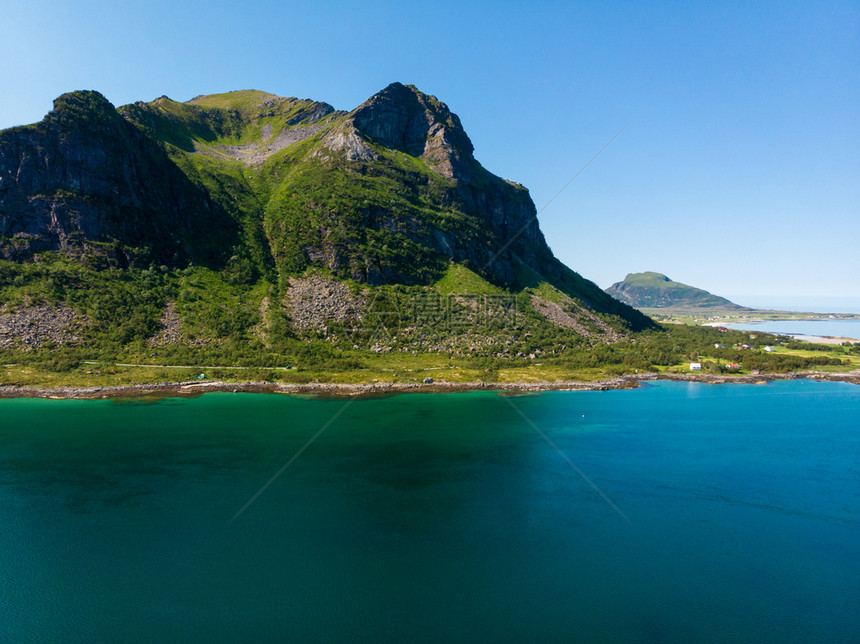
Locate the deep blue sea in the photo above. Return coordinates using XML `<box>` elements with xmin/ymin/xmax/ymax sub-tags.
<box><xmin>1</xmin><ymin>381</ymin><xmax>859</xmax><ymax>642</ymax></box>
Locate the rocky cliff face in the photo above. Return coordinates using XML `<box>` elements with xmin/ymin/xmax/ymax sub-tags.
<box><xmin>316</xmin><ymin>83</ymin><xmax>549</xmax><ymax>286</ymax></box>
<box><xmin>351</xmin><ymin>82</ymin><xmax>474</xmax><ymax>179</ymax></box>
<box><xmin>0</xmin><ymin>91</ymin><xmax>235</xmax><ymax>266</ymax></box>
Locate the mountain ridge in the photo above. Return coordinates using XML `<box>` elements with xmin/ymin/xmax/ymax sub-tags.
<box><xmin>1</xmin><ymin>82</ymin><xmax>654</xmax><ymax>358</ymax></box>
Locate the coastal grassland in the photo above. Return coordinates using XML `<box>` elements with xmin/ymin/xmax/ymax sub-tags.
<box><xmin>761</xmin><ymin>343</ymin><xmax>860</xmax><ymax>370</ymax></box>
<box><xmin>2</xmin><ymin>256</ymin><xmax>857</xmax><ymax>393</ymax></box>
<box><xmin>0</xmin><ymin>363</ymin><xmax>210</xmax><ymax>389</ymax></box>
<box><xmin>2</xmin><ymin>323</ymin><xmax>855</xmax><ymax>392</ymax></box>
<box><xmin>0</xmin><ymin>357</ymin><xmax>651</xmax><ymax>391</ymax></box>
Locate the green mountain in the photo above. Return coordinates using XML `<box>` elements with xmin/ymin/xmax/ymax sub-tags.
<box><xmin>0</xmin><ymin>83</ymin><xmax>654</xmax><ymax>367</ymax></box>
<box><xmin>605</xmin><ymin>272</ymin><xmax>745</xmax><ymax>310</ymax></box>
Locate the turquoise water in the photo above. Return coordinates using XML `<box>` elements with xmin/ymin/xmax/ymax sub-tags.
<box><xmin>725</xmin><ymin>318</ymin><xmax>860</xmax><ymax>340</ymax></box>
<box><xmin>1</xmin><ymin>381</ymin><xmax>859</xmax><ymax>642</ymax></box>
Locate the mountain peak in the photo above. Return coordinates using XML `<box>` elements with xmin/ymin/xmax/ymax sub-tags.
<box><xmin>624</xmin><ymin>271</ymin><xmax>671</xmax><ymax>283</ymax></box>
<box><xmin>187</xmin><ymin>89</ymin><xmax>281</xmax><ymax>110</ymax></box>
<box><xmin>47</xmin><ymin>90</ymin><xmax>121</xmax><ymax>128</ymax></box>
<box><xmin>185</xmin><ymin>90</ymin><xmax>336</xmax><ymax>123</ymax></box>
<box><xmin>342</xmin><ymin>82</ymin><xmax>474</xmax><ymax>178</ymax></box>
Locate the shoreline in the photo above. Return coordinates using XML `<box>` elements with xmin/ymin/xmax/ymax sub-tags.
<box><xmin>2</xmin><ymin>371</ymin><xmax>858</xmax><ymax>400</ymax></box>
<box><xmin>701</xmin><ymin>320</ymin><xmax>859</xmax><ymax>344</ymax></box>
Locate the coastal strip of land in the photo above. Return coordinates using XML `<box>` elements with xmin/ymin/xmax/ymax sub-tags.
<box><xmin>2</xmin><ymin>370</ymin><xmax>858</xmax><ymax>400</ymax></box>
<box><xmin>783</xmin><ymin>335</ymin><xmax>858</xmax><ymax>345</ymax></box>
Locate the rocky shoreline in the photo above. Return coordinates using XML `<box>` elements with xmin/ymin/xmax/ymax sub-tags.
<box><xmin>1</xmin><ymin>371</ymin><xmax>858</xmax><ymax>400</ymax></box>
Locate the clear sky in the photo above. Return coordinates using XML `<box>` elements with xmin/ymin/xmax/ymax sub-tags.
<box><xmin>2</xmin><ymin>0</ymin><xmax>857</xmax><ymax>300</ymax></box>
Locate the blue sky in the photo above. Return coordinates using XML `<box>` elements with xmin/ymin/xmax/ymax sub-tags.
<box><xmin>1</xmin><ymin>0</ymin><xmax>857</xmax><ymax>300</ymax></box>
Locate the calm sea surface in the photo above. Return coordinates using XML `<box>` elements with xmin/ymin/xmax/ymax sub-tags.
<box><xmin>1</xmin><ymin>381</ymin><xmax>858</xmax><ymax>643</ymax></box>
<box><xmin>725</xmin><ymin>318</ymin><xmax>860</xmax><ymax>339</ymax></box>
<box><xmin>727</xmin><ymin>296</ymin><xmax>860</xmax><ymax>314</ymax></box>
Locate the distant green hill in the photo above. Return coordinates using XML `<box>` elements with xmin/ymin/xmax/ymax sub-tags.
<box><xmin>605</xmin><ymin>272</ymin><xmax>745</xmax><ymax>310</ymax></box>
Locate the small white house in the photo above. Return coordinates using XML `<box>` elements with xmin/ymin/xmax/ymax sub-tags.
<box><xmin>764</xmin><ymin>346</ymin><xmax>776</xmax><ymax>352</ymax></box>
<box><xmin>690</xmin><ymin>362</ymin><xmax>702</xmax><ymax>371</ymax></box>
<box><xmin>715</xmin><ymin>343</ymin><xmax>725</xmax><ymax>349</ymax></box>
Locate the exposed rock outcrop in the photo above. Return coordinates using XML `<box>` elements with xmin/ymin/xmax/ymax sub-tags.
<box><xmin>317</xmin><ymin>121</ymin><xmax>378</xmax><ymax>161</ymax></box>
<box><xmin>350</xmin><ymin>82</ymin><xmax>474</xmax><ymax>179</ymax></box>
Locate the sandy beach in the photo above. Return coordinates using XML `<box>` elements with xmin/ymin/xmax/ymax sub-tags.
<box><xmin>785</xmin><ymin>334</ymin><xmax>857</xmax><ymax>345</ymax></box>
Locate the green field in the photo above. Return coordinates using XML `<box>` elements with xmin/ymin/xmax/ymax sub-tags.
<box><xmin>3</xmin><ymin>330</ymin><xmax>857</xmax><ymax>392</ymax></box>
